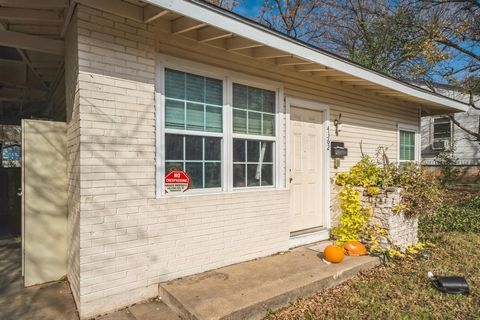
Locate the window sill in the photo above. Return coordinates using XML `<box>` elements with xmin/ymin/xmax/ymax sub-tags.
<box><xmin>157</xmin><ymin>186</ymin><xmax>287</xmax><ymax>199</ymax></box>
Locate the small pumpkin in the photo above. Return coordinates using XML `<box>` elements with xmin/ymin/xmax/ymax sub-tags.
<box><xmin>323</xmin><ymin>245</ymin><xmax>345</xmax><ymax>263</ymax></box>
<box><xmin>343</xmin><ymin>241</ymin><xmax>367</xmax><ymax>256</ymax></box>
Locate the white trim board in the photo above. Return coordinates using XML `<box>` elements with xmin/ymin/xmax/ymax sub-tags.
<box><xmin>144</xmin><ymin>0</ymin><xmax>468</xmax><ymax>113</ymax></box>
<box><xmin>289</xmin><ymin>229</ymin><xmax>330</xmax><ymax>248</ymax></box>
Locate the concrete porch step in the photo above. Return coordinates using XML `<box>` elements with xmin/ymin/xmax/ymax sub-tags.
<box><xmin>159</xmin><ymin>244</ymin><xmax>380</xmax><ymax>320</ymax></box>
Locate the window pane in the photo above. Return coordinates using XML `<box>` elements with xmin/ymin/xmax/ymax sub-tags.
<box><xmin>233</xmin><ymin>164</ymin><xmax>246</xmax><ymax>187</ymax></box>
<box><xmin>233</xmin><ymin>109</ymin><xmax>247</xmax><ymax>133</ymax></box>
<box><xmin>433</xmin><ymin>118</ymin><xmax>451</xmax><ymax>139</ymax></box>
<box><xmin>247</xmin><ymin>164</ymin><xmax>261</xmax><ymax>187</ymax></box>
<box><xmin>399</xmin><ymin>130</ymin><xmax>415</xmax><ymax>161</ymax></box>
<box><xmin>185</xmin><ymin>162</ymin><xmax>203</xmax><ymax>189</ymax></box>
<box><xmin>206</xmin><ymin>106</ymin><xmax>222</xmax><ymax>133</ymax></box>
<box><xmin>233</xmin><ymin>139</ymin><xmax>245</xmax><ymax>162</ymax></box>
<box><xmin>165</xmin><ymin>69</ymin><xmax>224</xmax><ymax>134</ymax></box>
<box><xmin>262</xmin><ymin>113</ymin><xmax>275</xmax><ymax>136</ymax></box>
<box><xmin>205</xmin><ymin>162</ymin><xmax>221</xmax><ymax>188</ymax></box>
<box><xmin>261</xmin><ymin>141</ymin><xmax>273</xmax><ymax>162</ymax></box>
<box><xmin>261</xmin><ymin>164</ymin><xmax>273</xmax><ymax>186</ymax></box>
<box><xmin>165</xmin><ymin>69</ymin><xmax>185</xmax><ymax>100</ymax></box>
<box><xmin>186</xmin><ymin>73</ymin><xmax>204</xmax><ymax>103</ymax></box>
<box><xmin>185</xmin><ymin>136</ymin><xmax>203</xmax><ymax>160</ymax></box>
<box><xmin>248</xmin><ymin>112</ymin><xmax>262</xmax><ymax>135</ymax></box>
<box><xmin>263</xmin><ymin>90</ymin><xmax>275</xmax><ymax>113</ymax></box>
<box><xmin>166</xmin><ymin>162</ymin><xmax>183</xmax><ymax>174</ymax></box>
<box><xmin>233</xmin><ymin>140</ymin><xmax>274</xmax><ymax>188</ymax></box>
<box><xmin>186</xmin><ymin>102</ymin><xmax>204</xmax><ymax>131</ymax></box>
<box><xmin>165</xmin><ymin>99</ymin><xmax>185</xmax><ymax>129</ymax></box>
<box><xmin>165</xmin><ymin>134</ymin><xmax>183</xmax><ymax>160</ymax></box>
<box><xmin>205</xmin><ymin>137</ymin><xmax>221</xmax><ymax>161</ymax></box>
<box><xmin>248</xmin><ymin>87</ymin><xmax>262</xmax><ymax>111</ymax></box>
<box><xmin>410</xmin><ymin>132</ymin><xmax>415</xmax><ymax>145</ymax></box>
<box><xmin>206</xmin><ymin>78</ymin><xmax>222</xmax><ymax>105</ymax></box>
<box><xmin>233</xmin><ymin>84</ymin><xmax>247</xmax><ymax>110</ymax></box>
<box><xmin>247</xmin><ymin>140</ymin><xmax>260</xmax><ymax>162</ymax></box>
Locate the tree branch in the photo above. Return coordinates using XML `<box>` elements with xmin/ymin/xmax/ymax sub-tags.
<box><xmin>449</xmin><ymin>114</ymin><xmax>480</xmax><ymax>142</ymax></box>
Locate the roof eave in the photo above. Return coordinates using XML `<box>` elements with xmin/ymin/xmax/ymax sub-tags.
<box><xmin>145</xmin><ymin>0</ymin><xmax>469</xmax><ymax>113</ymax></box>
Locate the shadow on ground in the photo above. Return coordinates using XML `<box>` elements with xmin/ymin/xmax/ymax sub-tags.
<box><xmin>0</xmin><ymin>238</ymin><xmax>79</xmax><ymax>320</ymax></box>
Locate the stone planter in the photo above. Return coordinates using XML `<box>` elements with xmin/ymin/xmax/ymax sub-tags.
<box><xmin>360</xmin><ymin>187</ymin><xmax>418</xmax><ymax>252</ymax></box>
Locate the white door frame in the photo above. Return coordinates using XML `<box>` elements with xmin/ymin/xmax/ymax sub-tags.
<box><xmin>286</xmin><ymin>96</ymin><xmax>331</xmax><ymax>246</ymax></box>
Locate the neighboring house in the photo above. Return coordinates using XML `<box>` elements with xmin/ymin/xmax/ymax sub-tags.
<box><xmin>1</xmin><ymin>144</ymin><xmax>21</xmax><ymax>167</ymax></box>
<box><xmin>0</xmin><ymin>1</ymin><xmax>469</xmax><ymax>319</ymax></box>
<box><xmin>421</xmin><ymin>85</ymin><xmax>479</xmax><ymax>182</ymax></box>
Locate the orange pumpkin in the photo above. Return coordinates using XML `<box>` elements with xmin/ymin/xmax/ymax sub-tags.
<box><xmin>343</xmin><ymin>241</ymin><xmax>367</xmax><ymax>256</ymax></box>
<box><xmin>323</xmin><ymin>245</ymin><xmax>345</xmax><ymax>263</ymax></box>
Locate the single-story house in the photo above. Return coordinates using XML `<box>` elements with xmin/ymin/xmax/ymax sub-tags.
<box><xmin>0</xmin><ymin>0</ymin><xmax>469</xmax><ymax>318</ymax></box>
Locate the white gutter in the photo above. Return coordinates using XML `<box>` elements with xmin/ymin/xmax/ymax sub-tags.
<box><xmin>146</xmin><ymin>0</ymin><xmax>469</xmax><ymax>113</ymax></box>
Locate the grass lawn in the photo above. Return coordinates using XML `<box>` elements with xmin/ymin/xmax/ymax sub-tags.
<box><xmin>265</xmin><ymin>193</ymin><xmax>480</xmax><ymax>320</ymax></box>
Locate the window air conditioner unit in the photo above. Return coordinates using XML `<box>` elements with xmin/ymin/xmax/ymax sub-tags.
<box><xmin>432</xmin><ymin>139</ymin><xmax>449</xmax><ymax>151</ymax></box>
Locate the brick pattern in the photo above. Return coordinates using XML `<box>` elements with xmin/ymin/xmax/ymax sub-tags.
<box><xmin>65</xmin><ymin>14</ymin><xmax>81</xmax><ymax>309</ymax></box>
<box><xmin>74</xmin><ymin>6</ymin><xmax>290</xmax><ymax>318</ymax></box>
<box><xmin>361</xmin><ymin>187</ymin><xmax>419</xmax><ymax>251</ymax></box>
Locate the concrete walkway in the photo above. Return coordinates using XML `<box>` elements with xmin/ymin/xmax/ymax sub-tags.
<box><xmin>0</xmin><ymin>238</ymin><xmax>78</xmax><ymax>320</ymax></box>
<box><xmin>0</xmin><ymin>237</ymin><xmax>182</xmax><ymax>320</ymax></box>
<box><xmin>0</xmin><ymin>238</ymin><xmax>180</xmax><ymax>320</ymax></box>
<box><xmin>159</xmin><ymin>242</ymin><xmax>380</xmax><ymax>320</ymax></box>
<box><xmin>1</xmin><ymin>238</ymin><xmax>379</xmax><ymax>320</ymax></box>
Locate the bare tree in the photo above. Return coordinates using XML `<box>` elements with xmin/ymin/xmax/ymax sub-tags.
<box><xmin>258</xmin><ymin>0</ymin><xmax>329</xmax><ymax>43</ymax></box>
<box><xmin>413</xmin><ymin>1</ymin><xmax>480</xmax><ymax>142</ymax></box>
<box><xmin>205</xmin><ymin>0</ymin><xmax>239</xmax><ymax>10</ymax></box>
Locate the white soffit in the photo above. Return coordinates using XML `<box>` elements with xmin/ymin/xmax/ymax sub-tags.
<box><xmin>145</xmin><ymin>0</ymin><xmax>469</xmax><ymax>113</ymax></box>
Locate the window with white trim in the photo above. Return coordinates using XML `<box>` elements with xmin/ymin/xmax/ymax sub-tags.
<box><xmin>232</xmin><ymin>83</ymin><xmax>276</xmax><ymax>188</ymax></box>
<box><xmin>160</xmin><ymin>67</ymin><xmax>278</xmax><ymax>194</ymax></box>
<box><xmin>433</xmin><ymin>117</ymin><xmax>451</xmax><ymax>140</ymax></box>
<box><xmin>398</xmin><ymin>129</ymin><xmax>417</xmax><ymax>163</ymax></box>
<box><xmin>164</xmin><ymin>68</ymin><xmax>223</xmax><ymax>190</ymax></box>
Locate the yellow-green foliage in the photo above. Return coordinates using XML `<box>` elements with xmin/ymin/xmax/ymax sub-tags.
<box><xmin>392</xmin><ymin>204</ymin><xmax>407</xmax><ymax>213</ymax></box>
<box><xmin>365</xmin><ymin>186</ymin><xmax>381</xmax><ymax>196</ymax></box>
<box><xmin>363</xmin><ymin>224</ymin><xmax>389</xmax><ymax>253</ymax></box>
<box><xmin>335</xmin><ymin>157</ymin><xmax>383</xmax><ymax>188</ymax></box>
<box><xmin>332</xmin><ymin>185</ymin><xmax>371</xmax><ymax>244</ymax></box>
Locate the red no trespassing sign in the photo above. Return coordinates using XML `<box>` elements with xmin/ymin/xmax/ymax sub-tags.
<box><xmin>164</xmin><ymin>170</ymin><xmax>190</xmax><ymax>193</ymax></box>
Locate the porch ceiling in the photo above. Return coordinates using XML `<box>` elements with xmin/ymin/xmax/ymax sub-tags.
<box><xmin>0</xmin><ymin>0</ymin><xmax>68</xmax><ymax>122</ymax></box>
<box><xmin>77</xmin><ymin>0</ymin><xmax>468</xmax><ymax>115</ymax></box>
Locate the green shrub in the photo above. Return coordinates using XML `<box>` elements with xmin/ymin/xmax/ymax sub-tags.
<box><xmin>419</xmin><ymin>196</ymin><xmax>480</xmax><ymax>240</ymax></box>
<box><xmin>390</xmin><ymin>163</ymin><xmax>443</xmax><ymax>216</ymax></box>
<box><xmin>335</xmin><ymin>157</ymin><xmax>443</xmax><ymax>216</ymax></box>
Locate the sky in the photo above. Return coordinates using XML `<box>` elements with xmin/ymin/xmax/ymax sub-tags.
<box><xmin>232</xmin><ymin>0</ymin><xmax>262</xmax><ymax>18</ymax></box>
<box><xmin>227</xmin><ymin>0</ymin><xmax>479</xmax><ymax>82</ymax></box>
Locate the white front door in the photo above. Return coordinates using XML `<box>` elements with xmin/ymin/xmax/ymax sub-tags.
<box><xmin>289</xmin><ymin>106</ymin><xmax>324</xmax><ymax>233</ymax></box>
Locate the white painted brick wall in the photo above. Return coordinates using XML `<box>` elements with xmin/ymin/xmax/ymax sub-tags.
<box><xmin>65</xmin><ymin>13</ymin><xmax>81</xmax><ymax>311</ymax></box>
<box><xmin>74</xmin><ymin>6</ymin><xmax>290</xmax><ymax>318</ymax></box>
